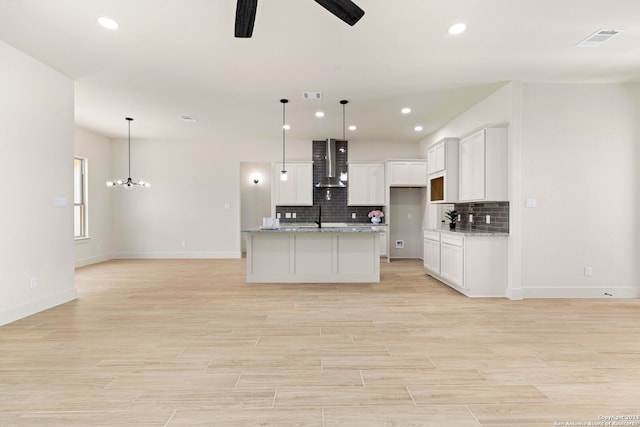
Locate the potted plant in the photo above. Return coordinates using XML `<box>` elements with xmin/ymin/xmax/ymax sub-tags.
<box><xmin>444</xmin><ymin>209</ymin><xmax>458</xmax><ymax>230</ymax></box>
<box><xmin>368</xmin><ymin>209</ymin><xmax>384</xmax><ymax>224</ymax></box>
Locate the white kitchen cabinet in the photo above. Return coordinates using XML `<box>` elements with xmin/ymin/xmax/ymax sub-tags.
<box><xmin>440</xmin><ymin>234</ymin><xmax>465</xmax><ymax>288</ymax></box>
<box><xmin>387</xmin><ymin>161</ymin><xmax>427</xmax><ymax>187</ymax></box>
<box><xmin>427</xmin><ymin>143</ymin><xmax>445</xmax><ymax>174</ymax></box>
<box><xmin>423</xmin><ymin>230</ymin><xmax>440</xmax><ymax>275</ymax></box>
<box><xmin>427</xmin><ymin>138</ymin><xmax>459</xmax><ymax>203</ymax></box>
<box><xmin>423</xmin><ymin>229</ymin><xmax>507</xmax><ymax>297</ymax></box>
<box><xmin>458</xmin><ymin>127</ymin><xmax>508</xmax><ymax>202</ymax></box>
<box><xmin>273</xmin><ymin>162</ymin><xmax>313</xmax><ymax>206</ymax></box>
<box><xmin>348</xmin><ymin>162</ymin><xmax>385</xmax><ymax>205</ymax></box>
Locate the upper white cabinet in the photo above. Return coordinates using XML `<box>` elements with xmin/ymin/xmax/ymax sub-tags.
<box><xmin>273</xmin><ymin>161</ymin><xmax>313</xmax><ymax>206</ymax></box>
<box><xmin>387</xmin><ymin>160</ymin><xmax>427</xmax><ymax>187</ymax></box>
<box><xmin>348</xmin><ymin>162</ymin><xmax>385</xmax><ymax>206</ymax></box>
<box><xmin>427</xmin><ymin>138</ymin><xmax>459</xmax><ymax>203</ymax></box>
<box><xmin>459</xmin><ymin>127</ymin><xmax>508</xmax><ymax>202</ymax></box>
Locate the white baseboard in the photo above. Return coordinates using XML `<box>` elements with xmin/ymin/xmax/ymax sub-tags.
<box><xmin>75</xmin><ymin>254</ymin><xmax>111</xmax><ymax>268</ymax></box>
<box><xmin>506</xmin><ymin>287</ymin><xmax>524</xmax><ymax>300</ymax></box>
<box><xmin>523</xmin><ymin>287</ymin><xmax>640</xmax><ymax>299</ymax></box>
<box><xmin>111</xmin><ymin>251</ymin><xmax>242</xmax><ymax>259</ymax></box>
<box><xmin>0</xmin><ymin>288</ymin><xmax>78</xmax><ymax>327</ymax></box>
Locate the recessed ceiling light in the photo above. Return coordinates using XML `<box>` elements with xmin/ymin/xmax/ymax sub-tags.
<box><xmin>179</xmin><ymin>115</ymin><xmax>197</xmax><ymax>122</ymax></box>
<box><xmin>98</xmin><ymin>17</ymin><xmax>119</xmax><ymax>30</ymax></box>
<box><xmin>348</xmin><ymin>125</ymin><xmax>357</xmax><ymax>131</ymax></box>
<box><xmin>448</xmin><ymin>23</ymin><xmax>466</xmax><ymax>35</ymax></box>
<box><xmin>283</xmin><ymin>124</ymin><xmax>290</xmax><ymax>130</ymax></box>
<box><xmin>315</xmin><ymin>111</ymin><xmax>325</xmax><ymax>118</ymax></box>
<box><xmin>401</xmin><ymin>107</ymin><xmax>411</xmax><ymax>114</ymax></box>
<box><xmin>414</xmin><ymin>125</ymin><xmax>424</xmax><ymax>132</ymax></box>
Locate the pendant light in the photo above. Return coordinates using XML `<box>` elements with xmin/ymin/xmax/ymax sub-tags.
<box><xmin>339</xmin><ymin>99</ymin><xmax>349</xmax><ymax>182</ymax></box>
<box><xmin>280</xmin><ymin>99</ymin><xmax>289</xmax><ymax>181</ymax></box>
<box><xmin>106</xmin><ymin>117</ymin><xmax>150</xmax><ymax>188</ymax></box>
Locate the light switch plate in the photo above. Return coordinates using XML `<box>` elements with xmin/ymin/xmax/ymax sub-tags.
<box><xmin>54</xmin><ymin>197</ymin><xmax>66</xmax><ymax>207</ymax></box>
<box><xmin>526</xmin><ymin>198</ymin><xmax>537</xmax><ymax>208</ymax></box>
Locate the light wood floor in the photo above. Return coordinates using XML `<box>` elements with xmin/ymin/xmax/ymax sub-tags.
<box><xmin>1</xmin><ymin>259</ymin><xmax>639</xmax><ymax>426</ymax></box>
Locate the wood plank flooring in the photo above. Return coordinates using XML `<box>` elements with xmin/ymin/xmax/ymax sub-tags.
<box><xmin>1</xmin><ymin>258</ymin><xmax>639</xmax><ymax>426</ymax></box>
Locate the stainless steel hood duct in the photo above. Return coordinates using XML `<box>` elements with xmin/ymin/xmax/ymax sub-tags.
<box><xmin>316</xmin><ymin>138</ymin><xmax>346</xmax><ymax>188</ymax></box>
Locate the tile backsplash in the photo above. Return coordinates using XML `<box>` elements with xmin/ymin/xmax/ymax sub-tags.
<box><xmin>451</xmin><ymin>202</ymin><xmax>509</xmax><ymax>233</ymax></box>
<box><xmin>276</xmin><ymin>140</ymin><xmax>384</xmax><ymax>224</ymax></box>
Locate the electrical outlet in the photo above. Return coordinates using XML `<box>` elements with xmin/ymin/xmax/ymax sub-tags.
<box><xmin>584</xmin><ymin>266</ymin><xmax>593</xmax><ymax>277</ymax></box>
<box><xmin>351</xmin><ymin>213</ymin><xmax>356</xmax><ymax>219</ymax></box>
<box><xmin>285</xmin><ymin>212</ymin><xmax>291</xmax><ymax>219</ymax></box>
<box><xmin>276</xmin><ymin>213</ymin><xmax>281</xmax><ymax>219</ymax></box>
<box><xmin>224</xmin><ymin>203</ymin><xmax>230</xmax><ymax>210</ymax></box>
<box><xmin>181</xmin><ymin>240</ymin><xmax>187</xmax><ymax>247</ymax></box>
<box><xmin>408</xmin><ymin>213</ymin><xmax>412</xmax><ymax>219</ymax></box>
<box><xmin>29</xmin><ymin>277</ymin><xmax>37</xmax><ymax>288</ymax></box>
<box><xmin>292</xmin><ymin>213</ymin><xmax>296</xmax><ymax>219</ymax></box>
<box><xmin>469</xmin><ymin>214</ymin><xmax>473</xmax><ymax>223</ymax></box>
<box><xmin>486</xmin><ymin>215</ymin><xmax>491</xmax><ymax>224</ymax></box>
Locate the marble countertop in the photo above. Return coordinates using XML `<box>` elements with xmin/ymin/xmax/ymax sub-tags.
<box><xmin>425</xmin><ymin>227</ymin><xmax>509</xmax><ymax>237</ymax></box>
<box><xmin>243</xmin><ymin>224</ymin><xmax>385</xmax><ymax>233</ymax></box>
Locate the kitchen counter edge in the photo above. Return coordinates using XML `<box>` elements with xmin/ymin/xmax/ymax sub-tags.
<box><xmin>424</xmin><ymin>228</ymin><xmax>509</xmax><ymax>237</ymax></box>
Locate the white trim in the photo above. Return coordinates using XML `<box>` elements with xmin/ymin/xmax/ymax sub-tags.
<box><xmin>523</xmin><ymin>287</ymin><xmax>640</xmax><ymax>299</ymax></box>
<box><xmin>111</xmin><ymin>251</ymin><xmax>242</xmax><ymax>259</ymax></box>
<box><xmin>75</xmin><ymin>254</ymin><xmax>112</xmax><ymax>268</ymax></box>
<box><xmin>0</xmin><ymin>289</ymin><xmax>78</xmax><ymax>327</ymax></box>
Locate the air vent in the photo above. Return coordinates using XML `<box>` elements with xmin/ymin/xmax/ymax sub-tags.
<box><xmin>576</xmin><ymin>29</ymin><xmax>622</xmax><ymax>47</ymax></box>
<box><xmin>303</xmin><ymin>91</ymin><xmax>322</xmax><ymax>100</ymax></box>
<box><xmin>179</xmin><ymin>115</ymin><xmax>197</xmax><ymax>121</ymax></box>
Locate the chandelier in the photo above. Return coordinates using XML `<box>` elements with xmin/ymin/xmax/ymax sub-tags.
<box><xmin>106</xmin><ymin>117</ymin><xmax>150</xmax><ymax>188</ymax></box>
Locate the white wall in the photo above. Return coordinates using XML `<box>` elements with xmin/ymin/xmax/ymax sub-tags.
<box><xmin>519</xmin><ymin>83</ymin><xmax>639</xmax><ymax>297</ymax></box>
<box><xmin>109</xmin><ymin>136</ymin><xmax>423</xmax><ymax>259</ymax></box>
<box><xmin>74</xmin><ymin>127</ymin><xmax>112</xmax><ymax>267</ymax></box>
<box><xmin>240</xmin><ymin>162</ymin><xmax>272</xmax><ymax>252</ymax></box>
<box><xmin>0</xmin><ymin>41</ymin><xmax>77</xmax><ymax>326</ymax></box>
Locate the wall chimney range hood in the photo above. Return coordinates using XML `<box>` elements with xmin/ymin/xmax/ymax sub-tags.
<box><xmin>316</xmin><ymin>138</ymin><xmax>345</xmax><ymax>188</ymax></box>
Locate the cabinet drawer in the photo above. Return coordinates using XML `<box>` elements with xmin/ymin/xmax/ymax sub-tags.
<box><xmin>423</xmin><ymin>230</ymin><xmax>440</xmax><ymax>242</ymax></box>
<box><xmin>441</xmin><ymin>233</ymin><xmax>464</xmax><ymax>247</ymax></box>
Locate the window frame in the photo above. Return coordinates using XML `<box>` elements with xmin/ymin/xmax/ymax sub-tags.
<box><xmin>74</xmin><ymin>156</ymin><xmax>89</xmax><ymax>240</ymax></box>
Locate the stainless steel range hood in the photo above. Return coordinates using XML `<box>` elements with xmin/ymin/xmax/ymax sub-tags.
<box><xmin>316</xmin><ymin>138</ymin><xmax>346</xmax><ymax>188</ymax></box>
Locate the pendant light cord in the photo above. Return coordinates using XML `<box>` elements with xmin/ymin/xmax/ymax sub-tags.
<box><xmin>128</xmin><ymin>118</ymin><xmax>131</xmax><ymax>178</ymax></box>
<box><xmin>340</xmin><ymin>100</ymin><xmax>348</xmax><ymax>141</ymax></box>
<box><xmin>280</xmin><ymin>99</ymin><xmax>288</xmax><ymax>171</ymax></box>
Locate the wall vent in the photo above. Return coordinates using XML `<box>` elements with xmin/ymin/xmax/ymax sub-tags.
<box><xmin>576</xmin><ymin>29</ymin><xmax>622</xmax><ymax>47</ymax></box>
<box><xmin>303</xmin><ymin>91</ymin><xmax>322</xmax><ymax>100</ymax></box>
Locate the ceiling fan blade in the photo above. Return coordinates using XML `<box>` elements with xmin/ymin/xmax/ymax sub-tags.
<box><xmin>313</xmin><ymin>0</ymin><xmax>365</xmax><ymax>26</ymax></box>
<box><xmin>235</xmin><ymin>0</ymin><xmax>258</xmax><ymax>38</ymax></box>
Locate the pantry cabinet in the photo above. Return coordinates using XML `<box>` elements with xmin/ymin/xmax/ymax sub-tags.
<box><xmin>348</xmin><ymin>162</ymin><xmax>385</xmax><ymax>205</ymax></box>
<box><xmin>273</xmin><ymin>162</ymin><xmax>313</xmax><ymax>206</ymax></box>
<box><xmin>458</xmin><ymin>127</ymin><xmax>508</xmax><ymax>202</ymax></box>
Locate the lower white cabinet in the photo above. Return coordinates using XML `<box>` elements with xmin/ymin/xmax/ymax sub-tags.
<box><xmin>423</xmin><ymin>229</ymin><xmax>507</xmax><ymax>297</ymax></box>
<box><xmin>440</xmin><ymin>234</ymin><xmax>464</xmax><ymax>288</ymax></box>
<box><xmin>379</xmin><ymin>232</ymin><xmax>387</xmax><ymax>257</ymax></box>
<box><xmin>423</xmin><ymin>230</ymin><xmax>440</xmax><ymax>275</ymax></box>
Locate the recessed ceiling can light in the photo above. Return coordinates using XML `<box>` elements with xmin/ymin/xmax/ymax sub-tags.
<box><xmin>414</xmin><ymin>125</ymin><xmax>424</xmax><ymax>132</ymax></box>
<box><xmin>401</xmin><ymin>107</ymin><xmax>411</xmax><ymax>114</ymax></box>
<box><xmin>315</xmin><ymin>111</ymin><xmax>325</xmax><ymax>118</ymax></box>
<box><xmin>98</xmin><ymin>17</ymin><xmax>119</xmax><ymax>30</ymax></box>
<box><xmin>348</xmin><ymin>125</ymin><xmax>357</xmax><ymax>131</ymax></box>
<box><xmin>448</xmin><ymin>23</ymin><xmax>466</xmax><ymax>35</ymax></box>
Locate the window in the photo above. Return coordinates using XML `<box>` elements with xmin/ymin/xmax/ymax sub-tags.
<box><xmin>74</xmin><ymin>157</ymin><xmax>88</xmax><ymax>239</ymax></box>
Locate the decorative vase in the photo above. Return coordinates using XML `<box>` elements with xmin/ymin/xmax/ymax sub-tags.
<box><xmin>371</xmin><ymin>217</ymin><xmax>381</xmax><ymax>224</ymax></box>
<box><xmin>449</xmin><ymin>222</ymin><xmax>456</xmax><ymax>230</ymax></box>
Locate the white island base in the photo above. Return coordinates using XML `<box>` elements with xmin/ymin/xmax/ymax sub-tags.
<box><xmin>244</xmin><ymin>229</ymin><xmax>380</xmax><ymax>283</ymax></box>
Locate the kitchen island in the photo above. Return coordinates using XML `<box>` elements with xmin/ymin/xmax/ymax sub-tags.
<box><xmin>242</xmin><ymin>225</ymin><xmax>383</xmax><ymax>283</ymax></box>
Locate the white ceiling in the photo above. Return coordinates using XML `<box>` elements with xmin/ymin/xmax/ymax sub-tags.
<box><xmin>1</xmin><ymin>0</ymin><xmax>639</xmax><ymax>143</ymax></box>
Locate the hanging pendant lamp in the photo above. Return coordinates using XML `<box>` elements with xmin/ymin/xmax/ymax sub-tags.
<box><xmin>106</xmin><ymin>117</ymin><xmax>150</xmax><ymax>188</ymax></box>
<box><xmin>280</xmin><ymin>99</ymin><xmax>289</xmax><ymax>181</ymax></box>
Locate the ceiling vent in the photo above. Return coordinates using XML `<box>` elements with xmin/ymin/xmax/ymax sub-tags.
<box><xmin>576</xmin><ymin>29</ymin><xmax>622</xmax><ymax>47</ymax></box>
<box><xmin>303</xmin><ymin>91</ymin><xmax>322</xmax><ymax>100</ymax></box>
<box><xmin>179</xmin><ymin>115</ymin><xmax>197</xmax><ymax>121</ymax></box>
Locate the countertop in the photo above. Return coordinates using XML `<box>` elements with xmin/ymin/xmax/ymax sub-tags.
<box><xmin>243</xmin><ymin>225</ymin><xmax>385</xmax><ymax>233</ymax></box>
<box><xmin>425</xmin><ymin>227</ymin><xmax>509</xmax><ymax>237</ymax></box>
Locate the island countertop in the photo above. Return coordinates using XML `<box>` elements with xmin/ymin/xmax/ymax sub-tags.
<box><xmin>243</xmin><ymin>224</ymin><xmax>385</xmax><ymax>233</ymax></box>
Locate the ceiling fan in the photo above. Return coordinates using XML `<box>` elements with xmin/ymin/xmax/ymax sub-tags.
<box><xmin>235</xmin><ymin>0</ymin><xmax>365</xmax><ymax>38</ymax></box>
